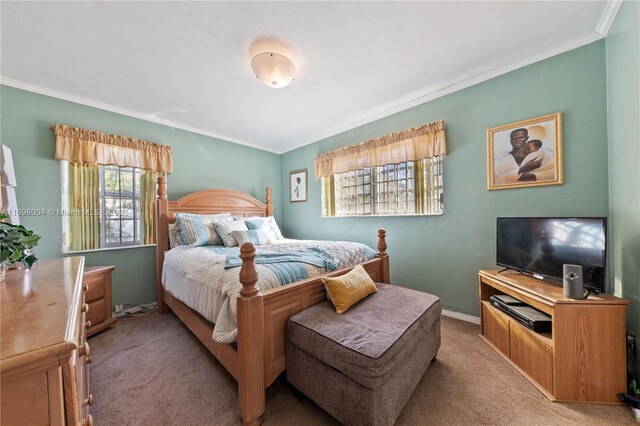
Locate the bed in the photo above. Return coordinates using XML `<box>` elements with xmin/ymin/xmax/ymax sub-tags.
<box><xmin>154</xmin><ymin>176</ymin><xmax>390</xmax><ymax>425</ymax></box>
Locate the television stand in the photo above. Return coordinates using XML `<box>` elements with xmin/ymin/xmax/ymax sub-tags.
<box><xmin>479</xmin><ymin>270</ymin><xmax>630</xmax><ymax>404</ymax></box>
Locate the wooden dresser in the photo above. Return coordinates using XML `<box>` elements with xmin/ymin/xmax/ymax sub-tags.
<box><xmin>479</xmin><ymin>270</ymin><xmax>630</xmax><ymax>404</ymax></box>
<box><xmin>1</xmin><ymin>257</ymin><xmax>94</xmax><ymax>425</ymax></box>
<box><xmin>83</xmin><ymin>265</ymin><xmax>116</xmax><ymax>337</ymax></box>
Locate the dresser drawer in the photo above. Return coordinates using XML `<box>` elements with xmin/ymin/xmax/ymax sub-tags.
<box><xmin>84</xmin><ymin>274</ymin><xmax>106</xmax><ymax>303</ymax></box>
<box><xmin>88</xmin><ymin>299</ymin><xmax>107</xmax><ymax>325</ymax></box>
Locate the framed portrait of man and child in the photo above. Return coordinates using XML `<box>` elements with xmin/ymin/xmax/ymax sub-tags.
<box><xmin>487</xmin><ymin>112</ymin><xmax>563</xmax><ymax>190</ymax></box>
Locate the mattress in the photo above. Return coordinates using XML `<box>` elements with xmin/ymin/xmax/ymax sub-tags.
<box><xmin>162</xmin><ymin>239</ymin><xmax>377</xmax><ymax>343</ymax></box>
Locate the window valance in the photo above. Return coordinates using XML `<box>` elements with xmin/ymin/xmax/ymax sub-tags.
<box><xmin>314</xmin><ymin>120</ymin><xmax>446</xmax><ymax>180</ymax></box>
<box><xmin>51</xmin><ymin>124</ymin><xmax>173</xmax><ymax>173</ymax></box>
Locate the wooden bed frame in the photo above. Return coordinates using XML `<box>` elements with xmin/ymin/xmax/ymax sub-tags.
<box><xmin>154</xmin><ymin>176</ymin><xmax>390</xmax><ymax>425</ymax></box>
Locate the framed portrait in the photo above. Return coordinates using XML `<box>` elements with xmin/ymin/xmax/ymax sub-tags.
<box><xmin>289</xmin><ymin>169</ymin><xmax>308</xmax><ymax>202</ymax></box>
<box><xmin>487</xmin><ymin>112</ymin><xmax>563</xmax><ymax>190</ymax></box>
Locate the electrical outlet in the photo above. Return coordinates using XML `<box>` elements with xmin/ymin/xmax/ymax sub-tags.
<box><xmin>114</xmin><ymin>304</ymin><xmax>124</xmax><ymax>313</ymax></box>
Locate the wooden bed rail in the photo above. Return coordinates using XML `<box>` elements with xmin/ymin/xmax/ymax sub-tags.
<box><xmin>376</xmin><ymin>228</ymin><xmax>390</xmax><ymax>283</ymax></box>
<box><xmin>156</xmin><ymin>175</ymin><xmax>169</xmax><ymax>313</ymax></box>
<box><xmin>237</xmin><ymin>243</ymin><xmax>265</xmax><ymax>426</ymax></box>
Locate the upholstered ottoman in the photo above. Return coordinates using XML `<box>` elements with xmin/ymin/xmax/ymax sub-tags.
<box><xmin>286</xmin><ymin>283</ymin><xmax>441</xmax><ymax>426</ymax></box>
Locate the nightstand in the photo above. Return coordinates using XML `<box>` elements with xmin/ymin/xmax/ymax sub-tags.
<box><xmin>83</xmin><ymin>265</ymin><xmax>116</xmax><ymax>337</ymax></box>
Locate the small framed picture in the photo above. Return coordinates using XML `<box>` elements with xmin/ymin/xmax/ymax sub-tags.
<box><xmin>487</xmin><ymin>112</ymin><xmax>563</xmax><ymax>190</ymax></box>
<box><xmin>290</xmin><ymin>169</ymin><xmax>308</xmax><ymax>202</ymax></box>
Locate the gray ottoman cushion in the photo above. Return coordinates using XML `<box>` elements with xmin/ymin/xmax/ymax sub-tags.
<box><xmin>286</xmin><ymin>283</ymin><xmax>441</xmax><ymax>426</ymax></box>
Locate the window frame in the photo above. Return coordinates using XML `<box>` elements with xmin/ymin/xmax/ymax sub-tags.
<box><xmin>61</xmin><ymin>162</ymin><xmax>148</xmax><ymax>253</ymax></box>
<box><xmin>99</xmin><ymin>165</ymin><xmax>142</xmax><ymax>248</ymax></box>
<box><xmin>322</xmin><ymin>157</ymin><xmax>444</xmax><ymax>218</ymax></box>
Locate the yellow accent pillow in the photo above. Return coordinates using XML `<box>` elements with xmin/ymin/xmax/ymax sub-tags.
<box><xmin>322</xmin><ymin>265</ymin><xmax>377</xmax><ymax>314</ymax></box>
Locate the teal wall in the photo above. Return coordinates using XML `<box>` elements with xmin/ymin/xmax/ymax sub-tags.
<box><xmin>281</xmin><ymin>41</ymin><xmax>609</xmax><ymax>317</ymax></box>
<box><xmin>0</xmin><ymin>86</ymin><xmax>282</xmax><ymax>305</ymax></box>
<box><xmin>606</xmin><ymin>0</ymin><xmax>640</xmax><ymax>373</ymax></box>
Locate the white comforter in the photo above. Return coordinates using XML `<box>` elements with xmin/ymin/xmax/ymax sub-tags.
<box><xmin>162</xmin><ymin>239</ymin><xmax>376</xmax><ymax>343</ymax></box>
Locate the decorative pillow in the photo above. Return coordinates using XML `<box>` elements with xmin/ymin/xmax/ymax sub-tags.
<box><xmin>244</xmin><ymin>220</ymin><xmax>276</xmax><ymax>242</ymax></box>
<box><xmin>213</xmin><ymin>220</ymin><xmax>249</xmax><ymax>247</ymax></box>
<box><xmin>231</xmin><ymin>228</ymin><xmax>272</xmax><ymax>246</ymax></box>
<box><xmin>322</xmin><ymin>265</ymin><xmax>377</xmax><ymax>314</ymax></box>
<box><xmin>243</xmin><ymin>216</ymin><xmax>284</xmax><ymax>240</ymax></box>
<box><xmin>175</xmin><ymin>212</ymin><xmax>233</xmax><ymax>246</ymax></box>
<box><xmin>168</xmin><ymin>223</ymin><xmax>185</xmax><ymax>248</ymax></box>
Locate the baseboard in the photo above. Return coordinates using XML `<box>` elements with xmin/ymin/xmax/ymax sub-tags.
<box><xmin>442</xmin><ymin>309</ymin><xmax>481</xmax><ymax>325</ymax></box>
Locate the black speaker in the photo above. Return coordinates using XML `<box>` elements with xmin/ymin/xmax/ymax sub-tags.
<box><xmin>563</xmin><ymin>264</ymin><xmax>589</xmax><ymax>299</ymax></box>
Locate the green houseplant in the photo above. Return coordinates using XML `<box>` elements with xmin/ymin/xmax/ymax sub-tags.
<box><xmin>0</xmin><ymin>213</ymin><xmax>41</xmax><ymax>280</ymax></box>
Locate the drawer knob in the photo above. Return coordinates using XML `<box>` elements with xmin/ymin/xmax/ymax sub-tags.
<box><xmin>82</xmin><ymin>283</ymin><xmax>89</xmax><ymax>292</ymax></box>
<box><xmin>85</xmin><ymin>320</ymin><xmax>92</xmax><ymax>329</ymax></box>
<box><xmin>83</xmin><ymin>394</ymin><xmax>95</xmax><ymax>406</ymax></box>
<box><xmin>81</xmin><ymin>303</ymin><xmax>89</xmax><ymax>313</ymax></box>
<box><xmin>81</xmin><ymin>414</ymin><xmax>94</xmax><ymax>426</ymax></box>
<box><xmin>79</xmin><ymin>341</ymin><xmax>91</xmax><ymax>358</ymax></box>
<box><xmin>87</xmin><ymin>355</ymin><xmax>93</xmax><ymax>365</ymax></box>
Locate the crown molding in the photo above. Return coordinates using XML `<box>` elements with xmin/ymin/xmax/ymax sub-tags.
<box><xmin>0</xmin><ymin>77</ymin><xmax>278</xmax><ymax>154</ymax></box>
<box><xmin>280</xmin><ymin>31</ymin><xmax>604</xmax><ymax>154</ymax></box>
<box><xmin>596</xmin><ymin>0</ymin><xmax>623</xmax><ymax>36</ymax></box>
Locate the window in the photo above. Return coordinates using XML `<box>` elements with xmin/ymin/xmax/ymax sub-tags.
<box><xmin>61</xmin><ymin>161</ymin><xmax>155</xmax><ymax>252</ymax></box>
<box><xmin>52</xmin><ymin>124</ymin><xmax>171</xmax><ymax>252</ymax></box>
<box><xmin>315</xmin><ymin>120</ymin><xmax>446</xmax><ymax>217</ymax></box>
<box><xmin>99</xmin><ymin>166</ymin><xmax>141</xmax><ymax>247</ymax></box>
<box><xmin>322</xmin><ymin>157</ymin><xmax>443</xmax><ymax>217</ymax></box>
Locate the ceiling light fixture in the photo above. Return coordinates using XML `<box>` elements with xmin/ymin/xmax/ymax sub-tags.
<box><xmin>251</xmin><ymin>52</ymin><xmax>296</xmax><ymax>88</ymax></box>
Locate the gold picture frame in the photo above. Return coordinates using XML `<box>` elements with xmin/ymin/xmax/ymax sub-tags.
<box><xmin>289</xmin><ymin>169</ymin><xmax>308</xmax><ymax>202</ymax></box>
<box><xmin>487</xmin><ymin>112</ymin><xmax>563</xmax><ymax>190</ymax></box>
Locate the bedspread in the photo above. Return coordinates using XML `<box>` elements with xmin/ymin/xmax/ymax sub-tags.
<box><xmin>162</xmin><ymin>239</ymin><xmax>376</xmax><ymax>343</ymax></box>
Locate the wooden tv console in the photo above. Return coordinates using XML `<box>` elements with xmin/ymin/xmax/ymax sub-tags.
<box><xmin>479</xmin><ymin>270</ymin><xmax>630</xmax><ymax>404</ymax></box>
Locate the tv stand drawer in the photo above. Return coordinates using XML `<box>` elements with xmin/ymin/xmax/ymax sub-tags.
<box><xmin>481</xmin><ymin>302</ymin><xmax>510</xmax><ymax>356</ymax></box>
<box><xmin>510</xmin><ymin>324</ymin><xmax>553</xmax><ymax>392</ymax></box>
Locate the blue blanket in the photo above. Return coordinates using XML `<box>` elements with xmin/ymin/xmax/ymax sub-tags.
<box><xmin>224</xmin><ymin>248</ymin><xmax>337</xmax><ymax>270</ymax></box>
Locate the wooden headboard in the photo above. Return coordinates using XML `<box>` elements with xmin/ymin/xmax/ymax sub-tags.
<box><xmin>154</xmin><ymin>175</ymin><xmax>273</xmax><ymax>309</ymax></box>
<box><xmin>166</xmin><ymin>189</ymin><xmax>272</xmax><ymax>222</ymax></box>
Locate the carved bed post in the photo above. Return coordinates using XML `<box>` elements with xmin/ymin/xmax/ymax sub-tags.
<box><xmin>376</xmin><ymin>228</ymin><xmax>390</xmax><ymax>283</ymax></box>
<box><xmin>265</xmin><ymin>187</ymin><xmax>273</xmax><ymax>217</ymax></box>
<box><xmin>237</xmin><ymin>242</ymin><xmax>265</xmax><ymax>425</ymax></box>
<box><xmin>155</xmin><ymin>175</ymin><xmax>169</xmax><ymax>314</ymax></box>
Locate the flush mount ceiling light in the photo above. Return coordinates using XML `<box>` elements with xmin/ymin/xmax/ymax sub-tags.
<box><xmin>251</xmin><ymin>52</ymin><xmax>296</xmax><ymax>88</ymax></box>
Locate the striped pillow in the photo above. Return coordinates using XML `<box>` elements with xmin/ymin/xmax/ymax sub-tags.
<box><xmin>175</xmin><ymin>212</ymin><xmax>233</xmax><ymax>246</ymax></box>
<box><xmin>168</xmin><ymin>223</ymin><xmax>185</xmax><ymax>248</ymax></box>
<box><xmin>231</xmin><ymin>228</ymin><xmax>272</xmax><ymax>246</ymax></box>
<box><xmin>213</xmin><ymin>220</ymin><xmax>249</xmax><ymax>247</ymax></box>
<box><xmin>243</xmin><ymin>216</ymin><xmax>284</xmax><ymax>240</ymax></box>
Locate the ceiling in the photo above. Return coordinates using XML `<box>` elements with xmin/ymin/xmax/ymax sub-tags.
<box><xmin>1</xmin><ymin>1</ymin><xmax>614</xmax><ymax>154</ymax></box>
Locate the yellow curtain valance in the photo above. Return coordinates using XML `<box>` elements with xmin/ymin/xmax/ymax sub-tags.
<box><xmin>314</xmin><ymin>120</ymin><xmax>446</xmax><ymax>180</ymax></box>
<box><xmin>51</xmin><ymin>124</ymin><xmax>173</xmax><ymax>173</ymax></box>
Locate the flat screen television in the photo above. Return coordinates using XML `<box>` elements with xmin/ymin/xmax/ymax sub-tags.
<box><xmin>496</xmin><ymin>217</ymin><xmax>607</xmax><ymax>293</ymax></box>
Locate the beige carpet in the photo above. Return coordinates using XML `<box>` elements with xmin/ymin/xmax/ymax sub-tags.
<box><xmin>88</xmin><ymin>313</ymin><xmax>635</xmax><ymax>425</ymax></box>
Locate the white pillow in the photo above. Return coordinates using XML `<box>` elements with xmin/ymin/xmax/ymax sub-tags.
<box><xmin>213</xmin><ymin>220</ymin><xmax>249</xmax><ymax>247</ymax></box>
